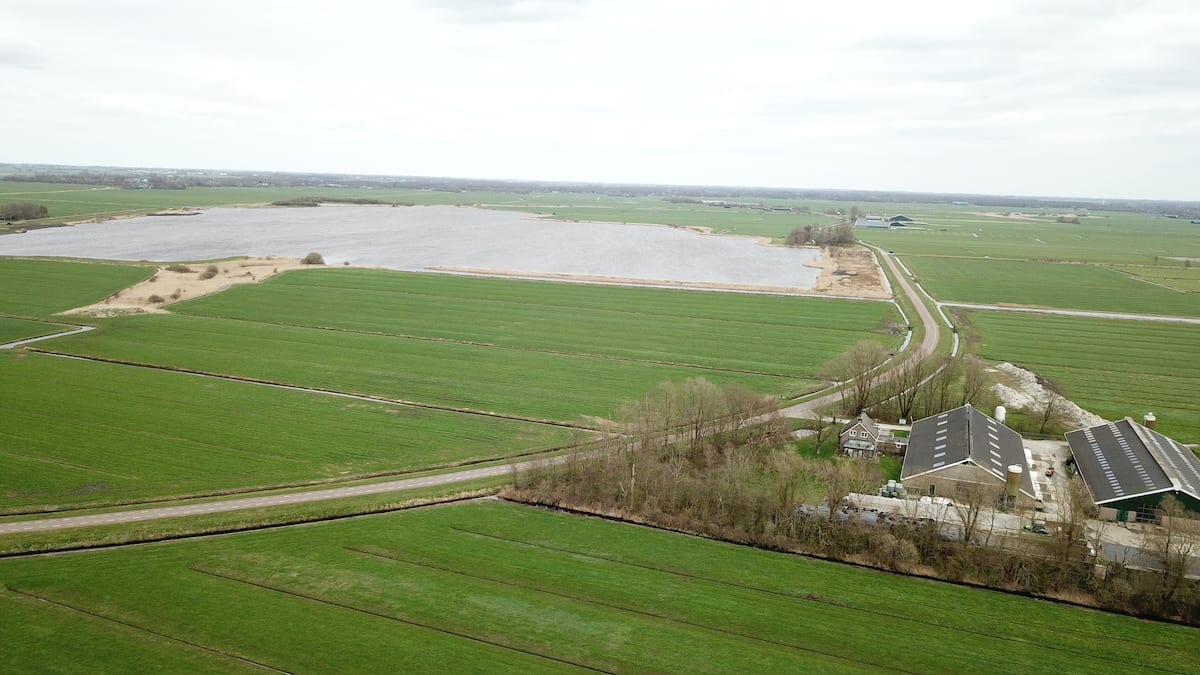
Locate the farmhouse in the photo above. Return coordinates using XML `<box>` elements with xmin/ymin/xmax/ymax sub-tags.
<box><xmin>901</xmin><ymin>405</ymin><xmax>1036</xmax><ymax>505</ymax></box>
<box><xmin>840</xmin><ymin>412</ymin><xmax>879</xmax><ymax>458</ymax></box>
<box><xmin>1065</xmin><ymin>418</ymin><xmax>1200</xmax><ymax>521</ymax></box>
<box><xmin>887</xmin><ymin>214</ymin><xmax>913</xmax><ymax>225</ymax></box>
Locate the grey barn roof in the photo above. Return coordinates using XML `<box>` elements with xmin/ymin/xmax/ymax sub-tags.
<box><xmin>902</xmin><ymin>405</ymin><xmax>1035</xmax><ymax>497</ymax></box>
<box><xmin>1065</xmin><ymin>419</ymin><xmax>1200</xmax><ymax>506</ymax></box>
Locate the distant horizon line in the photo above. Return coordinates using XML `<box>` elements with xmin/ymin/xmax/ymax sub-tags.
<box><xmin>2</xmin><ymin>161</ymin><xmax>1198</xmax><ymax>207</ymax></box>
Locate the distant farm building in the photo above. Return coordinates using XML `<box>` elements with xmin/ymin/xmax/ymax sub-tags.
<box><xmin>887</xmin><ymin>214</ymin><xmax>913</xmax><ymax>225</ymax></box>
<box><xmin>854</xmin><ymin>215</ymin><xmax>889</xmax><ymax>229</ymax></box>
<box><xmin>1065</xmin><ymin>418</ymin><xmax>1200</xmax><ymax>521</ymax></box>
<box><xmin>901</xmin><ymin>405</ymin><xmax>1036</xmax><ymax>506</ymax></box>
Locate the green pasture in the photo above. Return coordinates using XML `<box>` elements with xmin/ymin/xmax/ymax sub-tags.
<box><xmin>42</xmin><ymin>313</ymin><xmax>819</xmax><ymax>423</ymax></box>
<box><xmin>904</xmin><ymin>257</ymin><xmax>1200</xmax><ymax>317</ymax></box>
<box><xmin>0</xmin><ymin>352</ymin><xmax>573</xmax><ymax>512</ymax></box>
<box><xmin>966</xmin><ymin>311</ymin><xmax>1200</xmax><ymax>442</ymax></box>
<box><xmin>2</xmin><ymin>501</ymin><xmax>1193</xmax><ymax>673</ymax></box>
<box><xmin>0</xmin><ymin>258</ymin><xmax>150</xmax><ymax>316</ymax></box>
<box><xmin>177</xmin><ymin>268</ymin><xmax>899</xmax><ymax>378</ymax></box>
<box><xmin>0</xmin><ymin>317</ymin><xmax>69</xmax><ymax>344</ymax></box>
<box><xmin>857</xmin><ymin>211</ymin><xmax>1200</xmax><ymax>264</ymax></box>
<box><xmin>1112</xmin><ymin>264</ymin><xmax>1200</xmax><ymax>293</ymax></box>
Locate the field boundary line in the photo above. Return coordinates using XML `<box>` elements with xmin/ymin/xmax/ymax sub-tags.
<box><xmin>190</xmin><ymin>566</ymin><xmax>612</xmax><ymax>673</ymax></box>
<box><xmin>29</xmin><ymin>348</ymin><xmax>599</xmax><ymax>430</ymax></box>
<box><xmin>454</xmin><ymin>514</ymin><xmax>1181</xmax><ymax>668</ymax></box>
<box><xmin>346</xmin><ymin>545</ymin><xmax>907</xmax><ymax>672</ymax></box>
<box><xmin>3</xmin><ymin>587</ymin><xmax>289</xmax><ymax>672</ymax></box>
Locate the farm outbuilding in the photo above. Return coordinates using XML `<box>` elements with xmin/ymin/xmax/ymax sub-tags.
<box><xmin>887</xmin><ymin>214</ymin><xmax>913</xmax><ymax>225</ymax></box>
<box><xmin>901</xmin><ymin>405</ymin><xmax>1036</xmax><ymax>506</ymax></box>
<box><xmin>1065</xmin><ymin>419</ymin><xmax>1200</xmax><ymax>521</ymax></box>
<box><xmin>854</xmin><ymin>215</ymin><xmax>889</xmax><ymax>228</ymax></box>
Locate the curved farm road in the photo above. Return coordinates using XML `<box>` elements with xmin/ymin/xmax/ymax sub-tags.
<box><xmin>780</xmin><ymin>245</ymin><xmax>942</xmax><ymax>419</ymax></box>
<box><xmin>938</xmin><ymin>302</ymin><xmax>1200</xmax><ymax>325</ymax></box>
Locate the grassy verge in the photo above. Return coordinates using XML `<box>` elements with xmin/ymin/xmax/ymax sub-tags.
<box><xmin>1</xmin><ymin>500</ymin><xmax>1193</xmax><ymax>672</ymax></box>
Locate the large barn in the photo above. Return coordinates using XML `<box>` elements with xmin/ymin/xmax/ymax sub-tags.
<box><xmin>901</xmin><ymin>405</ymin><xmax>1036</xmax><ymax>506</ymax></box>
<box><xmin>1065</xmin><ymin>419</ymin><xmax>1200</xmax><ymax>521</ymax></box>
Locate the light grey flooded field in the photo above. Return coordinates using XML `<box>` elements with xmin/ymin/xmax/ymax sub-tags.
<box><xmin>0</xmin><ymin>206</ymin><xmax>823</xmax><ymax>289</ymax></box>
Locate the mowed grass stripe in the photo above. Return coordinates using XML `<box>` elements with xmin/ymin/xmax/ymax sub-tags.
<box><xmin>47</xmin><ymin>314</ymin><xmax>818</xmax><ymax>422</ymax></box>
<box><xmin>969</xmin><ymin>311</ymin><xmax>1200</xmax><ymax>442</ymax></box>
<box><xmin>0</xmin><ymin>258</ymin><xmax>151</xmax><ymax>317</ymax></box>
<box><xmin>905</xmin><ymin>257</ymin><xmax>1200</xmax><ymax>316</ymax></box>
<box><xmin>0</xmin><ymin>352</ymin><xmax>573</xmax><ymax>512</ymax></box>
<box><xmin>176</xmin><ymin>268</ymin><xmax>899</xmax><ymax>378</ymax></box>
<box><xmin>1</xmin><ymin>501</ymin><xmax>1192</xmax><ymax>673</ymax></box>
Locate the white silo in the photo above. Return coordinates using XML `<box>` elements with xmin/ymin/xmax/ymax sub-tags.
<box><xmin>995</xmin><ymin>405</ymin><xmax>1007</xmax><ymax>426</ymax></box>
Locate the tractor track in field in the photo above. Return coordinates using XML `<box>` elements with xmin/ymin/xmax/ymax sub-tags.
<box><xmin>173</xmin><ymin>313</ymin><xmax>808</xmax><ymax>380</ymax></box>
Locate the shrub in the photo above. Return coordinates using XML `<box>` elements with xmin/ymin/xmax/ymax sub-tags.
<box><xmin>165</xmin><ymin>264</ymin><xmax>192</xmax><ymax>273</ymax></box>
<box><xmin>198</xmin><ymin>265</ymin><xmax>219</xmax><ymax>280</ymax></box>
<box><xmin>147</xmin><ymin>294</ymin><xmax>166</xmax><ymax>304</ymax></box>
<box><xmin>302</xmin><ymin>252</ymin><xmax>325</xmax><ymax>265</ymax></box>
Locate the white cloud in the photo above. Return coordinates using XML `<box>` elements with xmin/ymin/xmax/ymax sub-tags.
<box><xmin>1</xmin><ymin>0</ymin><xmax>1197</xmax><ymax>199</ymax></box>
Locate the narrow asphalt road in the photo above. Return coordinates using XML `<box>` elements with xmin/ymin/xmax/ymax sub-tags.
<box><xmin>0</xmin><ymin>324</ymin><xmax>94</xmax><ymax>349</ymax></box>
<box><xmin>0</xmin><ymin>456</ymin><xmax>574</xmax><ymax>535</ymax></box>
<box><xmin>938</xmin><ymin>302</ymin><xmax>1200</xmax><ymax>324</ymax></box>
<box><xmin>780</xmin><ymin>245</ymin><xmax>941</xmax><ymax>419</ymax></box>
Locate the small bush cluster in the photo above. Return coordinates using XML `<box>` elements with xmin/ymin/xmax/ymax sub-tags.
<box><xmin>301</xmin><ymin>252</ymin><xmax>325</xmax><ymax>265</ymax></box>
<box><xmin>198</xmin><ymin>265</ymin><xmax>219</xmax><ymax>280</ymax></box>
<box><xmin>165</xmin><ymin>264</ymin><xmax>193</xmax><ymax>273</ymax></box>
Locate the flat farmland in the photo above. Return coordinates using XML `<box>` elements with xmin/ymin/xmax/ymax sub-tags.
<box><xmin>2</xmin><ymin>501</ymin><xmax>1193</xmax><ymax>673</ymax></box>
<box><xmin>177</xmin><ymin>269</ymin><xmax>897</xmax><ymax>378</ymax></box>
<box><xmin>1112</xmin><ymin>264</ymin><xmax>1200</xmax><ymax>292</ymax></box>
<box><xmin>42</xmin><ymin>313</ymin><xmax>822</xmax><ymax>423</ymax></box>
<box><xmin>857</xmin><ymin>211</ymin><xmax>1200</xmax><ymax>264</ymax></box>
<box><xmin>904</xmin><ymin>256</ymin><xmax>1200</xmax><ymax>316</ymax></box>
<box><xmin>967</xmin><ymin>311</ymin><xmax>1200</xmax><ymax>442</ymax></box>
<box><xmin>0</xmin><ymin>258</ymin><xmax>150</xmax><ymax>316</ymax></box>
<box><xmin>0</xmin><ymin>352</ymin><xmax>573</xmax><ymax>512</ymax></box>
<box><xmin>0</xmin><ymin>317</ymin><xmax>68</xmax><ymax>344</ymax></box>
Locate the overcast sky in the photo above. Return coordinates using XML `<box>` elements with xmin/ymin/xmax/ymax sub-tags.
<box><xmin>3</xmin><ymin>1</ymin><xmax>1198</xmax><ymax>200</ymax></box>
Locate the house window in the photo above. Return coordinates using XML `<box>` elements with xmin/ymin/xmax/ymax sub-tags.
<box><xmin>929</xmin><ymin>484</ymin><xmax>936</xmax><ymax>496</ymax></box>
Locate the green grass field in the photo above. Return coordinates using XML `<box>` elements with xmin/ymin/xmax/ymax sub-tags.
<box><xmin>966</xmin><ymin>311</ymin><xmax>1200</xmax><ymax>442</ymax></box>
<box><xmin>177</xmin><ymin>268</ymin><xmax>897</xmax><ymax>378</ymax></box>
<box><xmin>904</xmin><ymin>257</ymin><xmax>1200</xmax><ymax>316</ymax></box>
<box><xmin>857</xmin><ymin>210</ymin><xmax>1200</xmax><ymax>265</ymax></box>
<box><xmin>0</xmin><ymin>258</ymin><xmax>150</xmax><ymax>316</ymax></box>
<box><xmin>1</xmin><ymin>501</ymin><xmax>1194</xmax><ymax>672</ymax></box>
<box><xmin>0</xmin><ymin>352</ymin><xmax>573</xmax><ymax>512</ymax></box>
<box><xmin>1112</xmin><ymin>264</ymin><xmax>1200</xmax><ymax>292</ymax></box>
<box><xmin>42</xmin><ymin>313</ymin><xmax>822</xmax><ymax>423</ymax></box>
<box><xmin>0</xmin><ymin>317</ymin><xmax>69</xmax><ymax>344</ymax></box>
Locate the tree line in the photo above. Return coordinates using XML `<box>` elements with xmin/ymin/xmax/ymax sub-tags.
<box><xmin>1</xmin><ymin>201</ymin><xmax>49</xmax><ymax>221</ymax></box>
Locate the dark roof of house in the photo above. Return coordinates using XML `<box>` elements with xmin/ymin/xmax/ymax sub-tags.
<box><xmin>902</xmin><ymin>405</ymin><xmax>1035</xmax><ymax>497</ymax></box>
<box><xmin>888</xmin><ymin>214</ymin><xmax>914</xmax><ymax>222</ymax></box>
<box><xmin>841</xmin><ymin>412</ymin><xmax>877</xmax><ymax>437</ymax></box>
<box><xmin>1065</xmin><ymin>419</ymin><xmax>1200</xmax><ymax>506</ymax></box>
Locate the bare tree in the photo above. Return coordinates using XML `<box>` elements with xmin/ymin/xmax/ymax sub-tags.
<box><xmin>822</xmin><ymin>340</ymin><xmax>890</xmax><ymax>416</ymax></box>
<box><xmin>958</xmin><ymin>355</ymin><xmax>989</xmax><ymax>407</ymax></box>
<box><xmin>1143</xmin><ymin>496</ymin><xmax>1200</xmax><ymax>610</ymax></box>
<box><xmin>1036</xmin><ymin>379</ymin><xmax>1064</xmax><ymax>434</ymax></box>
<box><xmin>891</xmin><ymin>353</ymin><xmax>930</xmax><ymax>423</ymax></box>
<box><xmin>917</xmin><ymin>356</ymin><xmax>959</xmax><ymax>417</ymax></box>
<box><xmin>950</xmin><ymin>482</ymin><xmax>1002</xmax><ymax>545</ymax></box>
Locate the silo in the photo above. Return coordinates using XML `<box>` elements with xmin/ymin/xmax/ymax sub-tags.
<box><xmin>1144</xmin><ymin>412</ymin><xmax>1157</xmax><ymax>430</ymax></box>
<box><xmin>995</xmin><ymin>405</ymin><xmax>1007</xmax><ymax>425</ymax></box>
<box><xmin>1005</xmin><ymin>465</ymin><xmax>1022</xmax><ymax>501</ymax></box>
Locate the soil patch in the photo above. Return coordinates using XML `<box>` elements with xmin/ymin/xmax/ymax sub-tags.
<box><xmin>61</xmin><ymin>257</ymin><xmax>310</xmax><ymax>317</ymax></box>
